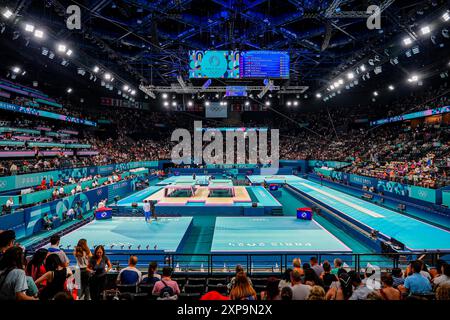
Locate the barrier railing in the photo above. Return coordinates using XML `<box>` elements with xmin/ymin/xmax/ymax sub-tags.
<box><xmin>36</xmin><ymin>251</ymin><xmax>450</xmax><ymax>275</ymax></box>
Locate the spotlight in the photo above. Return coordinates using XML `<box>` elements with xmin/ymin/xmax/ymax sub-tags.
<box><xmin>293</xmin><ymin>101</ymin><xmax>299</xmax><ymax>106</ymax></box>
<box><xmin>403</xmin><ymin>37</ymin><xmax>412</xmax><ymax>46</ymax></box>
<box><xmin>286</xmin><ymin>101</ymin><xmax>292</xmax><ymax>106</ymax></box>
<box><xmin>130</xmin><ymin>90</ymin><xmax>136</xmax><ymax>95</ymax></box>
<box><xmin>187</xmin><ymin>101</ymin><xmax>193</xmax><ymax>107</ymax></box>
<box><xmin>104</xmin><ymin>73</ymin><xmax>111</xmax><ymax>80</ymax></box>
<box><xmin>443</xmin><ymin>11</ymin><xmax>450</xmax><ymax>22</ymax></box>
<box><xmin>338</xmin><ymin>79</ymin><xmax>344</xmax><ymax>85</ymax></box>
<box><xmin>316</xmin><ymin>93</ymin><xmax>322</xmax><ymax>98</ymax></box>
<box><xmin>245</xmin><ymin>101</ymin><xmax>250</xmax><ymax>106</ymax></box>
<box><xmin>373</xmin><ymin>91</ymin><xmax>378</xmax><ymax>96</ymax></box>
<box><xmin>123</xmin><ymin>85</ymin><xmax>129</xmax><ymax>91</ymax></box>
<box><xmin>162</xmin><ymin>93</ymin><xmax>168</xmax><ymax>99</ymax></box>
<box><xmin>57</xmin><ymin>44</ymin><xmax>66</xmax><ymax>52</ymax></box>
<box><xmin>66</xmin><ymin>49</ymin><xmax>73</xmax><ymax>56</ymax></box>
<box><xmin>388</xmin><ymin>85</ymin><xmax>395</xmax><ymax>91</ymax></box>
<box><xmin>330</xmin><ymin>85</ymin><xmax>335</xmax><ymax>90</ymax></box>
<box><xmin>360</xmin><ymin>64</ymin><xmax>366</xmax><ymax>72</ymax></box>
<box><xmin>205</xmin><ymin>101</ymin><xmax>210</xmax><ymax>106</ymax></box>
<box><xmin>333</xmin><ymin>81</ymin><xmax>339</xmax><ymax>87</ymax></box>
<box><xmin>420</xmin><ymin>26</ymin><xmax>431</xmax><ymax>35</ymax></box>
<box><xmin>34</xmin><ymin>29</ymin><xmax>44</xmax><ymax>38</ymax></box>
<box><xmin>222</xmin><ymin>101</ymin><xmax>227</xmax><ymax>106</ymax></box>
<box><xmin>66</xmin><ymin>88</ymin><xmax>72</xmax><ymax>93</ymax></box>
<box><xmin>408</xmin><ymin>75</ymin><xmax>419</xmax><ymax>82</ymax></box>
<box><xmin>93</xmin><ymin>66</ymin><xmax>99</xmax><ymax>73</ymax></box>
<box><xmin>163</xmin><ymin>101</ymin><xmax>169</xmax><ymax>107</ymax></box>
<box><xmin>265</xmin><ymin>101</ymin><xmax>271</xmax><ymax>106</ymax></box>
<box><xmin>172</xmin><ymin>101</ymin><xmax>177</xmax><ymax>107</ymax></box>
<box><xmin>12</xmin><ymin>66</ymin><xmax>20</xmax><ymax>74</ymax></box>
<box><xmin>347</xmin><ymin>72</ymin><xmax>354</xmax><ymax>80</ymax></box>
<box><xmin>24</xmin><ymin>24</ymin><xmax>34</xmax><ymax>32</ymax></box>
<box><xmin>2</xmin><ymin>8</ymin><xmax>13</xmax><ymax>19</ymax></box>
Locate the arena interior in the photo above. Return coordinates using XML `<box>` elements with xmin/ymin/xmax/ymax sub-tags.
<box><xmin>1</xmin><ymin>0</ymin><xmax>450</xmax><ymax>306</ymax></box>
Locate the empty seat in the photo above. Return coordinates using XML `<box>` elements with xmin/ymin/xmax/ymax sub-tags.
<box><xmin>138</xmin><ymin>283</ymin><xmax>154</xmax><ymax>294</ymax></box>
<box><xmin>207</xmin><ymin>277</ymin><xmax>228</xmax><ymax>286</ymax></box>
<box><xmin>172</xmin><ymin>277</ymin><xmax>187</xmax><ymax>287</ymax></box>
<box><xmin>251</xmin><ymin>278</ymin><xmax>268</xmax><ymax>286</ymax></box>
<box><xmin>207</xmin><ymin>284</ymin><xmax>228</xmax><ymax>295</ymax></box>
<box><xmin>184</xmin><ymin>284</ymin><xmax>206</xmax><ymax>294</ymax></box>
<box><xmin>187</xmin><ymin>277</ymin><xmax>207</xmax><ymax>286</ymax></box>
<box><xmin>178</xmin><ymin>292</ymin><xmax>201</xmax><ymax>302</ymax></box>
<box><xmin>116</xmin><ymin>284</ymin><xmax>137</xmax><ymax>294</ymax></box>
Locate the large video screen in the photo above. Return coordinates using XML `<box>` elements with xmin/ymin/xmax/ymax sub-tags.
<box><xmin>189</xmin><ymin>50</ymin><xmax>290</xmax><ymax>79</ymax></box>
<box><xmin>189</xmin><ymin>51</ymin><xmax>240</xmax><ymax>79</ymax></box>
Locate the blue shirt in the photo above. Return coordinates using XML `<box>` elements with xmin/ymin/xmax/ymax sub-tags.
<box><xmin>404</xmin><ymin>273</ymin><xmax>432</xmax><ymax>294</ymax></box>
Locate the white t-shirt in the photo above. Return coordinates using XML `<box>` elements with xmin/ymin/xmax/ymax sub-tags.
<box><xmin>143</xmin><ymin>202</ymin><xmax>151</xmax><ymax>212</ymax></box>
<box><xmin>5</xmin><ymin>199</ymin><xmax>14</xmax><ymax>207</ymax></box>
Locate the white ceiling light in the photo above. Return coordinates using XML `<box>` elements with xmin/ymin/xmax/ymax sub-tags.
<box><xmin>316</xmin><ymin>93</ymin><xmax>322</xmax><ymax>98</ymax></box>
<box><xmin>403</xmin><ymin>37</ymin><xmax>412</xmax><ymax>46</ymax></box>
<box><xmin>57</xmin><ymin>44</ymin><xmax>66</xmax><ymax>52</ymax></box>
<box><xmin>66</xmin><ymin>88</ymin><xmax>72</xmax><ymax>93</ymax></box>
<box><xmin>130</xmin><ymin>90</ymin><xmax>136</xmax><ymax>95</ymax></box>
<box><xmin>2</xmin><ymin>8</ymin><xmax>13</xmax><ymax>19</ymax></box>
<box><xmin>443</xmin><ymin>11</ymin><xmax>450</xmax><ymax>22</ymax></box>
<box><xmin>205</xmin><ymin>101</ymin><xmax>210</xmax><ymax>106</ymax></box>
<box><xmin>162</xmin><ymin>93</ymin><xmax>168</xmax><ymax>99</ymax></box>
<box><xmin>163</xmin><ymin>101</ymin><xmax>169</xmax><ymax>107</ymax></box>
<box><xmin>420</xmin><ymin>25</ymin><xmax>431</xmax><ymax>35</ymax></box>
<box><xmin>265</xmin><ymin>101</ymin><xmax>271</xmax><ymax>106</ymax></box>
<box><xmin>187</xmin><ymin>101</ymin><xmax>193</xmax><ymax>107</ymax></box>
<box><xmin>34</xmin><ymin>29</ymin><xmax>44</xmax><ymax>38</ymax></box>
<box><xmin>373</xmin><ymin>91</ymin><xmax>378</xmax><ymax>96</ymax></box>
<box><xmin>12</xmin><ymin>66</ymin><xmax>21</xmax><ymax>74</ymax></box>
<box><xmin>360</xmin><ymin>64</ymin><xmax>366</xmax><ymax>72</ymax></box>
<box><xmin>24</xmin><ymin>24</ymin><xmax>34</xmax><ymax>32</ymax></box>
<box><xmin>104</xmin><ymin>73</ymin><xmax>111</xmax><ymax>80</ymax></box>
<box><xmin>66</xmin><ymin>49</ymin><xmax>73</xmax><ymax>56</ymax></box>
<box><xmin>347</xmin><ymin>72</ymin><xmax>354</xmax><ymax>80</ymax></box>
<box><xmin>93</xmin><ymin>66</ymin><xmax>100</xmax><ymax>73</ymax></box>
<box><xmin>123</xmin><ymin>85</ymin><xmax>129</xmax><ymax>91</ymax></box>
<box><xmin>388</xmin><ymin>85</ymin><xmax>395</xmax><ymax>91</ymax></box>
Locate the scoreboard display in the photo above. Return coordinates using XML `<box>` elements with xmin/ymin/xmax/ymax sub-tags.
<box><xmin>189</xmin><ymin>50</ymin><xmax>290</xmax><ymax>79</ymax></box>
<box><xmin>239</xmin><ymin>51</ymin><xmax>290</xmax><ymax>79</ymax></box>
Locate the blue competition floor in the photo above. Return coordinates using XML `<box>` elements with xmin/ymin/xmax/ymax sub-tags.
<box><xmin>54</xmin><ymin>217</ymin><xmax>193</xmax><ymax>253</ymax></box>
<box><xmin>116</xmin><ymin>186</ymin><xmax>163</xmax><ymax>206</ymax></box>
<box><xmin>247</xmin><ymin>174</ymin><xmax>303</xmax><ymax>184</ymax></box>
<box><xmin>211</xmin><ymin>217</ymin><xmax>352</xmax><ymax>253</ymax></box>
<box><xmin>289</xmin><ymin>178</ymin><xmax>450</xmax><ymax>251</ymax></box>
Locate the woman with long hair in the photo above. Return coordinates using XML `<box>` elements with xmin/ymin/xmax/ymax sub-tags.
<box><xmin>87</xmin><ymin>245</ymin><xmax>111</xmax><ymax>301</ymax></box>
<box><xmin>73</xmin><ymin>239</ymin><xmax>92</xmax><ymax>300</ymax></box>
<box><xmin>26</xmin><ymin>248</ymin><xmax>48</xmax><ymax>285</ymax></box>
<box><xmin>229</xmin><ymin>272</ymin><xmax>257</xmax><ymax>300</ymax></box>
<box><xmin>35</xmin><ymin>254</ymin><xmax>72</xmax><ymax>300</ymax></box>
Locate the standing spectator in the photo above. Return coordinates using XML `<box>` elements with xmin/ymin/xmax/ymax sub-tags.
<box><xmin>320</xmin><ymin>261</ymin><xmax>338</xmax><ymax>291</ymax></box>
<box><xmin>325</xmin><ymin>272</ymin><xmax>353</xmax><ymax>300</ymax></box>
<box><xmin>331</xmin><ymin>258</ymin><xmax>345</xmax><ymax>275</ymax></box>
<box><xmin>278</xmin><ymin>268</ymin><xmax>292</xmax><ymax>289</ymax></box>
<box><xmin>260</xmin><ymin>277</ymin><xmax>281</xmax><ymax>300</ymax></box>
<box><xmin>152</xmin><ymin>266</ymin><xmax>180</xmax><ymax>298</ymax></box>
<box><xmin>117</xmin><ymin>256</ymin><xmax>142</xmax><ymax>285</ymax></box>
<box><xmin>5</xmin><ymin>197</ymin><xmax>14</xmax><ymax>211</ymax></box>
<box><xmin>229</xmin><ymin>272</ymin><xmax>256</xmax><ymax>300</ymax></box>
<box><xmin>73</xmin><ymin>239</ymin><xmax>92</xmax><ymax>300</ymax></box>
<box><xmin>35</xmin><ymin>254</ymin><xmax>72</xmax><ymax>300</ymax></box>
<box><xmin>143</xmin><ymin>200</ymin><xmax>151</xmax><ymax>223</ymax></box>
<box><xmin>47</xmin><ymin>234</ymin><xmax>70</xmax><ymax>267</ymax></box>
<box><xmin>87</xmin><ymin>245</ymin><xmax>112</xmax><ymax>301</ymax></box>
<box><xmin>310</xmin><ymin>257</ymin><xmax>324</xmax><ymax>277</ymax></box>
<box><xmin>25</xmin><ymin>248</ymin><xmax>48</xmax><ymax>284</ymax></box>
<box><xmin>292</xmin><ymin>258</ymin><xmax>304</xmax><ymax>276</ymax></box>
<box><xmin>290</xmin><ymin>269</ymin><xmax>311</xmax><ymax>300</ymax></box>
<box><xmin>0</xmin><ymin>247</ymin><xmax>36</xmax><ymax>300</ymax></box>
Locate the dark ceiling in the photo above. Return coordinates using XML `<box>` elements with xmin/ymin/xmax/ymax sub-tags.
<box><xmin>1</xmin><ymin>0</ymin><xmax>449</xmax><ymax>104</ymax></box>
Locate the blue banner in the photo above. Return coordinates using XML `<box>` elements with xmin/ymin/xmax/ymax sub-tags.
<box><xmin>348</xmin><ymin>174</ymin><xmax>378</xmax><ymax>188</ymax></box>
<box><xmin>377</xmin><ymin>180</ymin><xmax>409</xmax><ymax>197</ymax></box>
<box><xmin>408</xmin><ymin>185</ymin><xmax>437</xmax><ymax>204</ymax></box>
